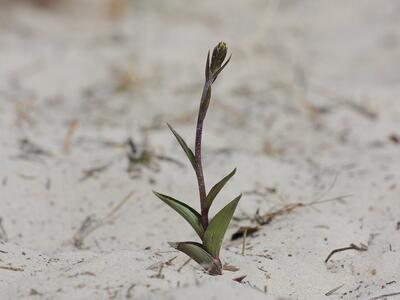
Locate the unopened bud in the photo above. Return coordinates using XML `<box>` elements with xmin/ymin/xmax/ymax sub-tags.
<box><xmin>210</xmin><ymin>42</ymin><xmax>227</xmax><ymax>73</ymax></box>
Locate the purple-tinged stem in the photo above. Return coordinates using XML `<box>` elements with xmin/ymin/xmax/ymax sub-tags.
<box><xmin>195</xmin><ymin>81</ymin><xmax>211</xmax><ymax>229</ymax></box>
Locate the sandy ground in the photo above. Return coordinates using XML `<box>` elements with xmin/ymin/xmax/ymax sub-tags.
<box><xmin>1</xmin><ymin>1</ymin><xmax>400</xmax><ymax>299</ymax></box>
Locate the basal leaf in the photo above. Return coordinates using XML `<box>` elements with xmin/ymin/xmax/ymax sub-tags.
<box><xmin>153</xmin><ymin>191</ymin><xmax>204</xmax><ymax>238</ymax></box>
<box><xmin>167</xmin><ymin>123</ymin><xmax>196</xmax><ymax>170</ymax></box>
<box><xmin>169</xmin><ymin>241</ymin><xmax>221</xmax><ymax>275</ymax></box>
<box><xmin>205</xmin><ymin>168</ymin><xmax>236</xmax><ymax>210</ymax></box>
<box><xmin>203</xmin><ymin>194</ymin><xmax>242</xmax><ymax>257</ymax></box>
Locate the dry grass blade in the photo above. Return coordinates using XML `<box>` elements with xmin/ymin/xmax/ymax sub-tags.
<box><xmin>72</xmin><ymin>191</ymin><xmax>134</xmax><ymax>248</ymax></box>
<box><xmin>325</xmin><ymin>243</ymin><xmax>368</xmax><ymax>263</ymax></box>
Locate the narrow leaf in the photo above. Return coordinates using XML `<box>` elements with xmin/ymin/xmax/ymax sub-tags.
<box><xmin>169</xmin><ymin>241</ymin><xmax>221</xmax><ymax>275</ymax></box>
<box><xmin>153</xmin><ymin>191</ymin><xmax>204</xmax><ymax>238</ymax></box>
<box><xmin>203</xmin><ymin>194</ymin><xmax>242</xmax><ymax>257</ymax></box>
<box><xmin>167</xmin><ymin>123</ymin><xmax>196</xmax><ymax>170</ymax></box>
<box><xmin>212</xmin><ymin>54</ymin><xmax>231</xmax><ymax>83</ymax></box>
<box><xmin>205</xmin><ymin>168</ymin><xmax>236</xmax><ymax>210</ymax></box>
<box><xmin>198</xmin><ymin>86</ymin><xmax>212</xmax><ymax>122</ymax></box>
<box><xmin>205</xmin><ymin>50</ymin><xmax>210</xmax><ymax>81</ymax></box>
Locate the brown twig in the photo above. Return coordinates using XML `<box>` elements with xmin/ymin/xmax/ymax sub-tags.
<box><xmin>72</xmin><ymin>191</ymin><xmax>134</xmax><ymax>248</ymax></box>
<box><xmin>370</xmin><ymin>292</ymin><xmax>400</xmax><ymax>300</ymax></box>
<box><xmin>0</xmin><ymin>217</ymin><xmax>7</xmax><ymax>242</ymax></box>
<box><xmin>18</xmin><ymin>138</ymin><xmax>52</xmax><ymax>159</ymax></box>
<box><xmin>231</xmin><ymin>194</ymin><xmax>351</xmax><ymax>241</ymax></box>
<box><xmin>256</xmin><ymin>194</ymin><xmax>351</xmax><ymax>226</ymax></box>
<box><xmin>241</xmin><ymin>228</ymin><xmax>248</xmax><ymax>256</ymax></box>
<box><xmin>126</xmin><ymin>284</ymin><xmax>135</xmax><ymax>299</ymax></box>
<box><xmin>165</xmin><ymin>256</ymin><xmax>178</xmax><ymax>266</ymax></box>
<box><xmin>325</xmin><ymin>284</ymin><xmax>345</xmax><ymax>296</ymax></box>
<box><xmin>80</xmin><ymin>163</ymin><xmax>111</xmax><ymax>182</ymax></box>
<box><xmin>233</xmin><ymin>275</ymin><xmax>247</xmax><ymax>283</ymax></box>
<box><xmin>62</xmin><ymin>119</ymin><xmax>78</xmax><ymax>154</ymax></box>
<box><xmin>0</xmin><ymin>265</ymin><xmax>24</xmax><ymax>272</ymax></box>
<box><xmin>324</xmin><ymin>243</ymin><xmax>368</xmax><ymax>263</ymax></box>
<box><xmin>177</xmin><ymin>258</ymin><xmax>191</xmax><ymax>272</ymax></box>
<box><xmin>150</xmin><ymin>263</ymin><xmax>164</xmax><ymax>279</ymax></box>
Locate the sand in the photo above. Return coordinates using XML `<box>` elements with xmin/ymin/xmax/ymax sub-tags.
<box><xmin>1</xmin><ymin>1</ymin><xmax>400</xmax><ymax>299</ymax></box>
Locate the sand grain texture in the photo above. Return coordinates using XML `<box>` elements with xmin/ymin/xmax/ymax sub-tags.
<box><xmin>0</xmin><ymin>1</ymin><xmax>400</xmax><ymax>299</ymax></box>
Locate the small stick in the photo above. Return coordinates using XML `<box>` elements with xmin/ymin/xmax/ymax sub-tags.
<box><xmin>72</xmin><ymin>191</ymin><xmax>134</xmax><ymax>248</ymax></box>
<box><xmin>325</xmin><ymin>243</ymin><xmax>368</xmax><ymax>263</ymax></box>
<box><xmin>255</xmin><ymin>194</ymin><xmax>352</xmax><ymax>226</ymax></box>
<box><xmin>325</xmin><ymin>284</ymin><xmax>345</xmax><ymax>296</ymax></box>
<box><xmin>63</xmin><ymin>119</ymin><xmax>78</xmax><ymax>154</ymax></box>
<box><xmin>126</xmin><ymin>284</ymin><xmax>135</xmax><ymax>299</ymax></box>
<box><xmin>370</xmin><ymin>292</ymin><xmax>400</xmax><ymax>300</ymax></box>
<box><xmin>241</xmin><ymin>228</ymin><xmax>248</xmax><ymax>256</ymax></box>
<box><xmin>233</xmin><ymin>275</ymin><xmax>247</xmax><ymax>283</ymax></box>
<box><xmin>165</xmin><ymin>256</ymin><xmax>178</xmax><ymax>266</ymax></box>
<box><xmin>105</xmin><ymin>191</ymin><xmax>135</xmax><ymax>220</ymax></box>
<box><xmin>80</xmin><ymin>163</ymin><xmax>111</xmax><ymax>182</ymax></box>
<box><xmin>0</xmin><ymin>217</ymin><xmax>7</xmax><ymax>242</ymax></box>
<box><xmin>0</xmin><ymin>266</ymin><xmax>24</xmax><ymax>272</ymax></box>
<box><xmin>177</xmin><ymin>258</ymin><xmax>191</xmax><ymax>272</ymax></box>
<box><xmin>151</xmin><ymin>263</ymin><xmax>164</xmax><ymax>278</ymax></box>
<box><xmin>156</xmin><ymin>264</ymin><xmax>164</xmax><ymax>278</ymax></box>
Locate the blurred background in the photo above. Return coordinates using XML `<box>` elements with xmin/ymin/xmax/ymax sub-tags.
<box><xmin>1</xmin><ymin>0</ymin><xmax>400</xmax><ymax>245</ymax></box>
<box><xmin>1</xmin><ymin>1</ymin><xmax>400</xmax><ymax>299</ymax></box>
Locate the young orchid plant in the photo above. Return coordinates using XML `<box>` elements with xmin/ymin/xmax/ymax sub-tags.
<box><xmin>153</xmin><ymin>42</ymin><xmax>241</xmax><ymax>275</ymax></box>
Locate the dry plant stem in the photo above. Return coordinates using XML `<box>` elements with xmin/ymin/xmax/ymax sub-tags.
<box><xmin>325</xmin><ymin>284</ymin><xmax>345</xmax><ymax>296</ymax></box>
<box><xmin>370</xmin><ymin>292</ymin><xmax>400</xmax><ymax>300</ymax></box>
<box><xmin>324</xmin><ymin>243</ymin><xmax>367</xmax><ymax>263</ymax></box>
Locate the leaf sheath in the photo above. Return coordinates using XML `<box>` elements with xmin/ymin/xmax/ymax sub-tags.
<box><xmin>169</xmin><ymin>241</ymin><xmax>222</xmax><ymax>275</ymax></box>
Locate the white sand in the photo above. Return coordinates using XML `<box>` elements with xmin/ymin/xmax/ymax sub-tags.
<box><xmin>1</xmin><ymin>1</ymin><xmax>400</xmax><ymax>299</ymax></box>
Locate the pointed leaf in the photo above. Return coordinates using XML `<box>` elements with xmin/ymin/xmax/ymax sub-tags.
<box><xmin>205</xmin><ymin>50</ymin><xmax>210</xmax><ymax>81</ymax></box>
<box><xmin>153</xmin><ymin>191</ymin><xmax>204</xmax><ymax>238</ymax></box>
<box><xmin>205</xmin><ymin>168</ymin><xmax>236</xmax><ymax>210</ymax></box>
<box><xmin>169</xmin><ymin>241</ymin><xmax>221</xmax><ymax>275</ymax></box>
<box><xmin>212</xmin><ymin>54</ymin><xmax>231</xmax><ymax>83</ymax></box>
<box><xmin>203</xmin><ymin>194</ymin><xmax>242</xmax><ymax>257</ymax></box>
<box><xmin>167</xmin><ymin>123</ymin><xmax>196</xmax><ymax>170</ymax></box>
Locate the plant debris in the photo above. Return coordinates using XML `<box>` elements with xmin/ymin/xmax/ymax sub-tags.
<box><xmin>0</xmin><ymin>265</ymin><xmax>24</xmax><ymax>272</ymax></box>
<box><xmin>223</xmin><ymin>264</ymin><xmax>239</xmax><ymax>272</ymax></box>
<box><xmin>324</xmin><ymin>243</ymin><xmax>368</xmax><ymax>263</ymax></box>
<box><xmin>231</xmin><ymin>226</ymin><xmax>260</xmax><ymax>241</ymax></box>
<box><xmin>72</xmin><ymin>191</ymin><xmax>134</xmax><ymax>248</ymax></box>
<box><xmin>177</xmin><ymin>258</ymin><xmax>191</xmax><ymax>273</ymax></box>
<box><xmin>233</xmin><ymin>275</ymin><xmax>247</xmax><ymax>283</ymax></box>
<box><xmin>325</xmin><ymin>284</ymin><xmax>345</xmax><ymax>296</ymax></box>
<box><xmin>62</xmin><ymin>119</ymin><xmax>79</xmax><ymax>154</ymax></box>
<box><xmin>0</xmin><ymin>217</ymin><xmax>8</xmax><ymax>242</ymax></box>
<box><xmin>231</xmin><ymin>195</ymin><xmax>350</xmax><ymax>241</ymax></box>
<box><xmin>80</xmin><ymin>163</ymin><xmax>111</xmax><ymax>182</ymax></box>
<box><xmin>389</xmin><ymin>134</ymin><xmax>400</xmax><ymax>144</ymax></box>
<box><xmin>126</xmin><ymin>138</ymin><xmax>183</xmax><ymax>173</ymax></box>
<box><xmin>370</xmin><ymin>291</ymin><xmax>400</xmax><ymax>300</ymax></box>
<box><xmin>17</xmin><ymin>138</ymin><xmax>52</xmax><ymax>160</ymax></box>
